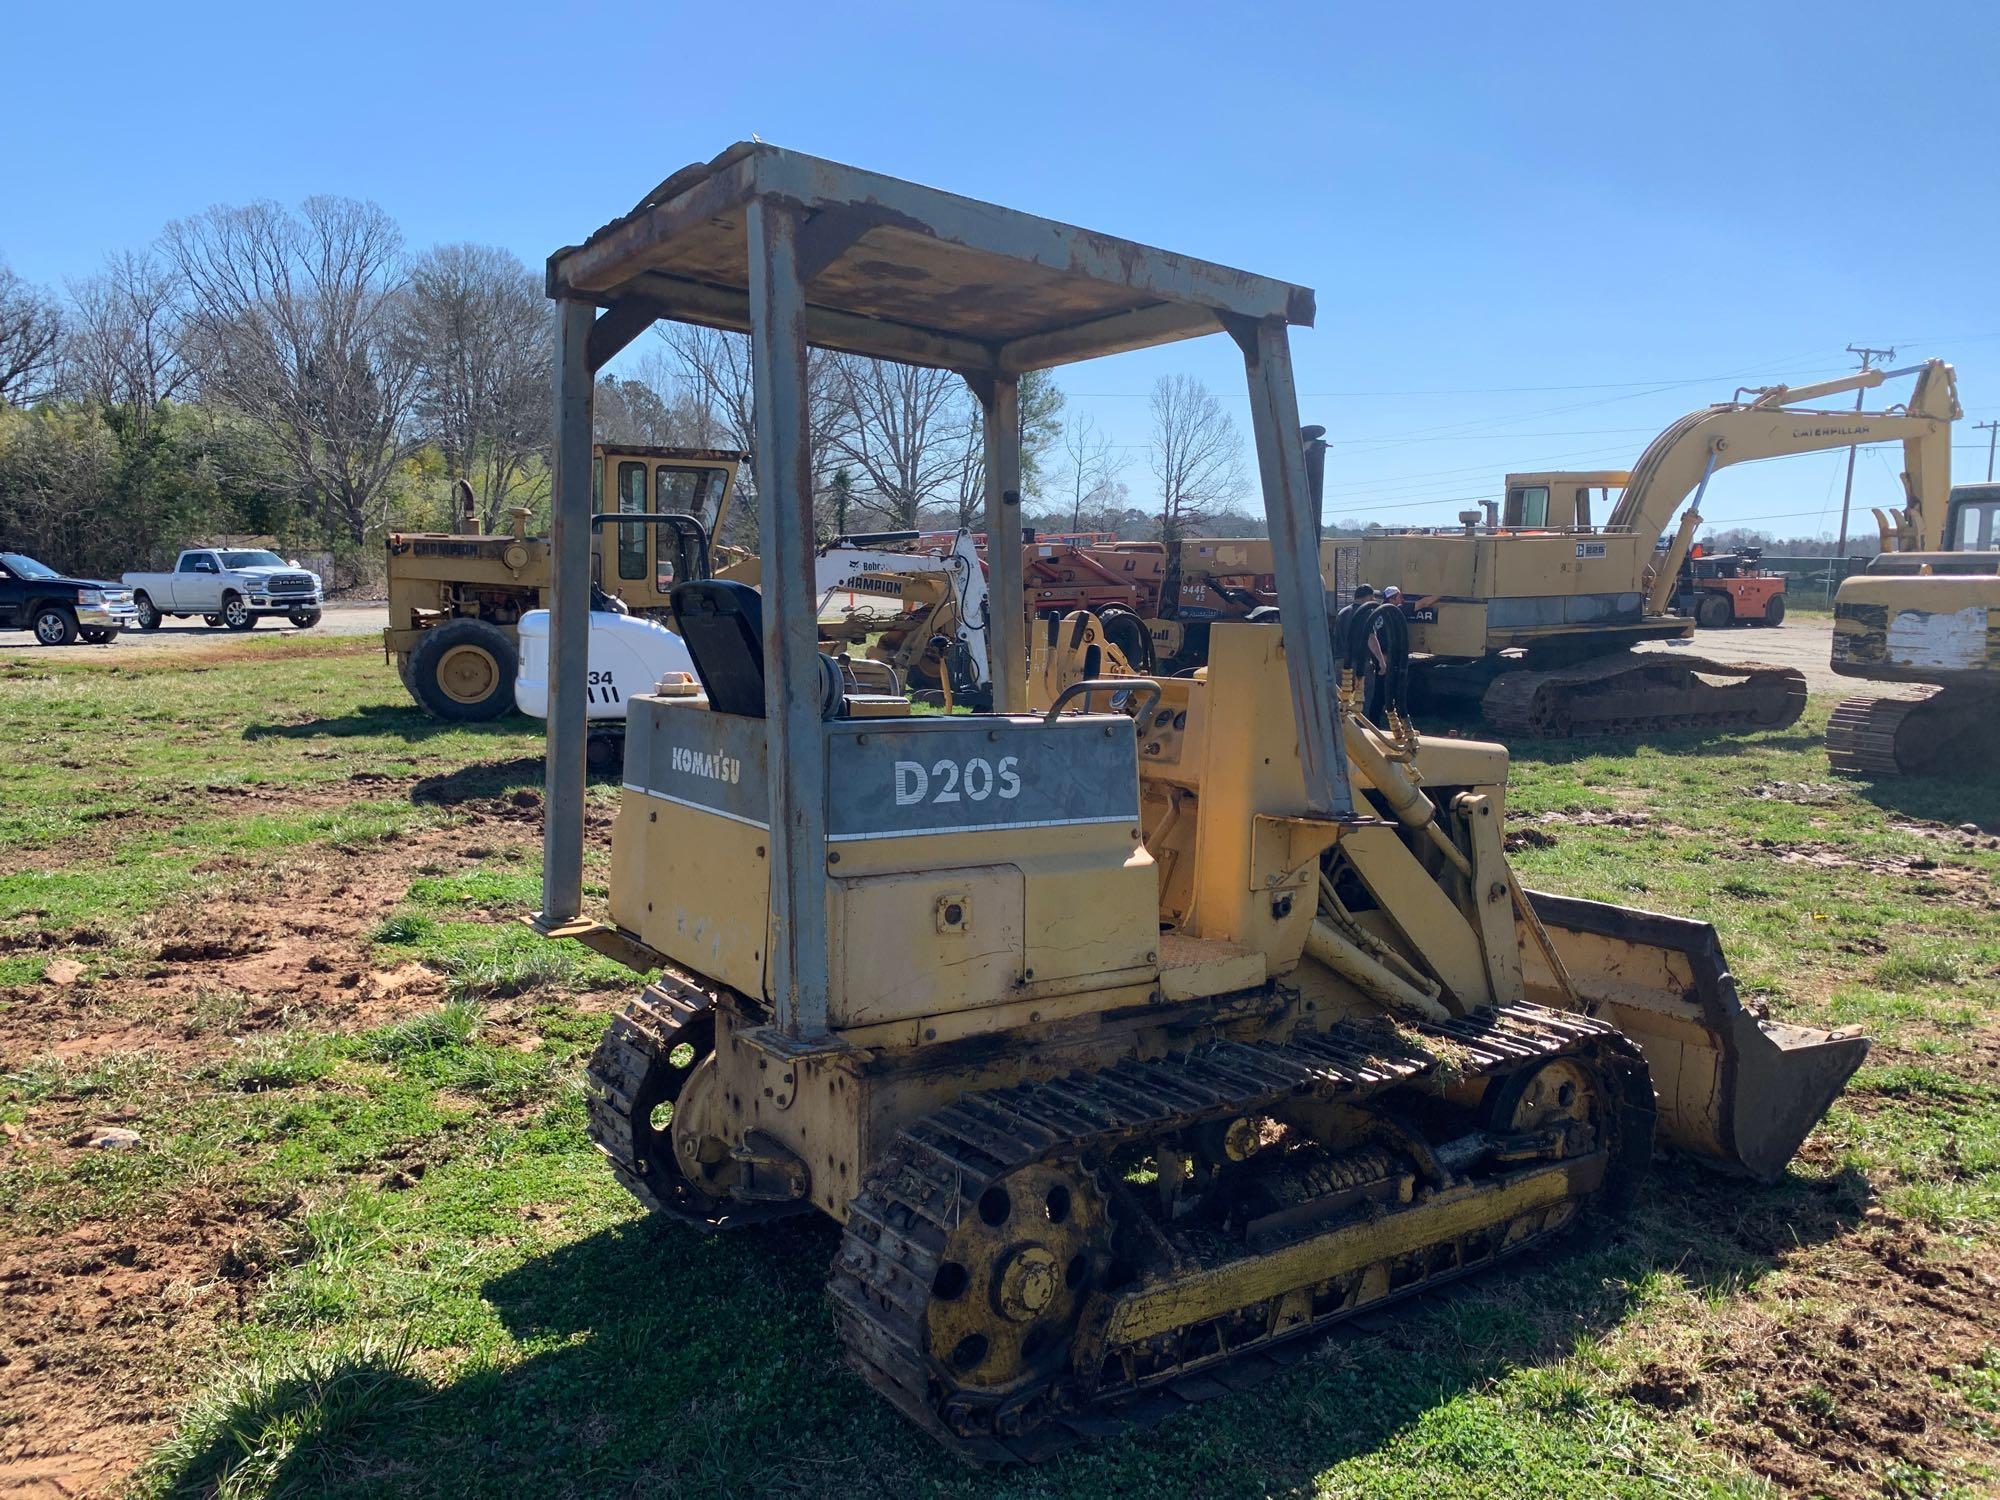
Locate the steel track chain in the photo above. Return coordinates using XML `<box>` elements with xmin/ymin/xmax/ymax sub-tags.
<box><xmin>1826</xmin><ymin>694</ymin><xmax>1921</xmax><ymax>775</ymax></box>
<box><xmin>584</xmin><ymin>980</ymin><xmax>808</xmax><ymax>1231</ymax></box>
<box><xmin>827</xmin><ymin>1003</ymin><xmax>1649</xmax><ymax>1463</ymax></box>
<box><xmin>1481</xmin><ymin>650</ymin><xmax>1806</xmax><ymax>739</ymax></box>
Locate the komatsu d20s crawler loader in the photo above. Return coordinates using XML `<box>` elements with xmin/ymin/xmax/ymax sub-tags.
<box><xmin>528</xmin><ymin>145</ymin><xmax>1868</xmax><ymax>1462</ymax></box>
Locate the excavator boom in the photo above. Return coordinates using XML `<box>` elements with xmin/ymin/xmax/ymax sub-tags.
<box><xmin>1606</xmin><ymin>359</ymin><xmax>1960</xmax><ymax>541</ymax></box>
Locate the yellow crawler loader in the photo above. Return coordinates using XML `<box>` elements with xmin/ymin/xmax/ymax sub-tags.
<box><xmin>528</xmin><ymin>144</ymin><xmax>1867</xmax><ymax>1460</ymax></box>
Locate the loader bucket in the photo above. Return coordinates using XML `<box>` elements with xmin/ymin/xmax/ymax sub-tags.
<box><xmin>1521</xmin><ymin>890</ymin><xmax>1868</xmax><ymax>1182</ymax></box>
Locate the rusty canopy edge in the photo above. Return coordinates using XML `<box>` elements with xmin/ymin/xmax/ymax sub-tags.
<box><xmin>545</xmin><ymin>142</ymin><xmax>1314</xmax><ymax>378</ymax></box>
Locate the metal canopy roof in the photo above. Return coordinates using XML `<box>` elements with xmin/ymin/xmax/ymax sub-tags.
<box><xmin>548</xmin><ymin>142</ymin><xmax>1315</xmax><ymax>375</ymax></box>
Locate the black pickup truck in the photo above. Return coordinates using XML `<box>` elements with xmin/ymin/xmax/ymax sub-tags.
<box><xmin>0</xmin><ymin>549</ymin><xmax>140</xmax><ymax>645</ymax></box>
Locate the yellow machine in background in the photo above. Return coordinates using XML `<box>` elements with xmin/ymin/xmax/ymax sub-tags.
<box><xmin>1828</xmin><ymin>481</ymin><xmax>2000</xmax><ymax>774</ymax></box>
<box><xmin>1353</xmin><ymin>361</ymin><xmax>1960</xmax><ymax>736</ymax></box>
<box><xmin>382</xmin><ymin>445</ymin><xmax>743</xmax><ymax>719</ymax></box>
<box><xmin>531</xmin><ymin>143</ymin><xmax>1866</xmax><ymax>1461</ymax></box>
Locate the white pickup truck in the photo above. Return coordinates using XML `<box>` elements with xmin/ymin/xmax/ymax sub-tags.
<box><xmin>123</xmin><ymin>548</ymin><xmax>324</xmax><ymax>632</ymax></box>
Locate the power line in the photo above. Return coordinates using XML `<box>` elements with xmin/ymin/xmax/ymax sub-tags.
<box><xmin>1058</xmin><ymin>345</ymin><xmax>1871</xmax><ymax>401</ymax></box>
<box><xmin>1834</xmin><ymin>345</ymin><xmax>1895</xmax><ymax>556</ymax></box>
<box><xmin>1976</xmin><ymin>420</ymin><xmax>1999</xmax><ymax>483</ymax></box>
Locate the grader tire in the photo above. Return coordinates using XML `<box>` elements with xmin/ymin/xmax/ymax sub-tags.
<box><xmin>406</xmin><ymin>619</ymin><xmax>518</xmax><ymax>722</ymax></box>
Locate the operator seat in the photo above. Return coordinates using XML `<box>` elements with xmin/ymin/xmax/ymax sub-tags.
<box><xmin>669</xmin><ymin>579</ymin><xmax>906</xmax><ymax>720</ymax></box>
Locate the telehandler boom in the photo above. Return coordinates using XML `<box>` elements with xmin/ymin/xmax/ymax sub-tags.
<box><xmin>529</xmin><ymin>144</ymin><xmax>1865</xmax><ymax>1461</ymax></box>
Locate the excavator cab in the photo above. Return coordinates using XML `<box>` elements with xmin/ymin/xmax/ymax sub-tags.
<box><xmin>528</xmin><ymin>143</ymin><xmax>1865</xmax><ymax>1461</ymax></box>
<box><xmin>1944</xmin><ymin>483</ymin><xmax>2000</xmax><ymax>553</ymax></box>
<box><xmin>1501</xmin><ymin>471</ymin><xmax>1628</xmax><ymax>530</ymax></box>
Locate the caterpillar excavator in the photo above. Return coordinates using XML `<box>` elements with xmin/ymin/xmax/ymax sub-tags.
<box><xmin>529</xmin><ymin>144</ymin><xmax>1867</xmax><ymax>1461</ymax></box>
<box><xmin>1827</xmin><ymin>479</ymin><xmax>2000</xmax><ymax>774</ymax></box>
<box><xmin>1350</xmin><ymin>360</ymin><xmax>1961</xmax><ymax>737</ymax></box>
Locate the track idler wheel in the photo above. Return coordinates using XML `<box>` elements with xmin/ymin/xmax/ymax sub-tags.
<box><xmin>584</xmin><ymin>986</ymin><xmax>806</xmax><ymax>1230</ymax></box>
<box><xmin>1481</xmin><ymin>1048</ymin><xmax>1652</xmax><ymax>1216</ymax></box>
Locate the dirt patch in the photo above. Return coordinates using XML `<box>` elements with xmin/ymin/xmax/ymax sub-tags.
<box><xmin>1731</xmin><ymin>838</ymin><xmax>2000</xmax><ymax>907</ymax></box>
<box><xmin>0</xmin><ymin>1187</ymin><xmax>299</xmax><ymax>1500</ymax></box>
<box><xmin>0</xmin><ymin>781</ymin><xmax>548</xmax><ymax>1497</ymax></box>
<box><xmin>1620</xmin><ymin>1218</ymin><xmax>2000</xmax><ymax>1497</ymax></box>
<box><xmin>0</xmin><ymin>811</ymin><xmax>535</xmax><ymax>1069</ymax></box>
<box><xmin>1889</xmin><ymin>818</ymin><xmax>2000</xmax><ymax>852</ymax></box>
<box><xmin>1741</xmin><ymin>778</ymin><xmax>1846</xmax><ymax>805</ymax></box>
<box><xmin>1505</xmin><ymin>806</ymin><xmax>1677</xmax><ymax>851</ymax></box>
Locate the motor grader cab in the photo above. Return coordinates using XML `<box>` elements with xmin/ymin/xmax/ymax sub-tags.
<box><xmin>1828</xmin><ymin>478</ymin><xmax>2000</xmax><ymax>774</ymax></box>
<box><xmin>1356</xmin><ymin>362</ymin><xmax>1957</xmax><ymax>737</ymax></box>
<box><xmin>528</xmin><ymin>144</ymin><xmax>1865</xmax><ymax>1461</ymax></box>
<box><xmin>382</xmin><ymin>445</ymin><xmax>744</xmax><ymax>720</ymax></box>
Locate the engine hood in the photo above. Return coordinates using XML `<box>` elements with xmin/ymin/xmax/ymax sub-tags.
<box><xmin>46</xmin><ymin>573</ymin><xmax>127</xmax><ymax>592</ymax></box>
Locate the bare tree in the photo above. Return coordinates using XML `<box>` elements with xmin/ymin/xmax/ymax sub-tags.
<box><xmin>164</xmin><ymin>196</ymin><xmax>420</xmax><ymax>544</ymax></box>
<box><xmin>595</xmin><ymin>349</ymin><xmax>730</xmax><ymax>450</ymax></box>
<box><xmin>0</xmin><ymin>261</ymin><xmax>63</xmax><ymax>407</ymax></box>
<box><xmin>937</xmin><ymin>370</ymin><xmax>1067</xmax><ymax>530</ymax></box>
<box><xmin>827</xmin><ymin>358</ymin><xmax>972</xmax><ymax>529</ymax></box>
<box><xmin>658</xmin><ymin>324</ymin><xmax>851</xmax><ymax>542</ymax></box>
<box><xmin>1148</xmin><ymin>374</ymin><xmax>1248</xmax><ymax>613</ymax></box>
<box><xmin>1055</xmin><ymin>410</ymin><xmax>1123</xmax><ymax>532</ymax></box>
<box><xmin>63</xmin><ymin>252</ymin><xmax>190</xmax><ymax>434</ymax></box>
<box><xmin>399</xmin><ymin>243</ymin><xmax>550</xmax><ymax>528</ymax></box>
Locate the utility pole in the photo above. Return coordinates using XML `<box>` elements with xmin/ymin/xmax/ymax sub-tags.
<box><xmin>1976</xmin><ymin>419</ymin><xmax>2000</xmax><ymax>484</ymax></box>
<box><xmin>1835</xmin><ymin>344</ymin><xmax>1896</xmax><ymax>559</ymax></box>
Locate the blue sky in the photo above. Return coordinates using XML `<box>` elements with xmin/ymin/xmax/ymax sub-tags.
<box><xmin>8</xmin><ymin>0</ymin><xmax>1997</xmax><ymax>537</ymax></box>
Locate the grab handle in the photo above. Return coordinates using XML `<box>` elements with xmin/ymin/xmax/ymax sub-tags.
<box><xmin>1043</xmin><ymin>677</ymin><xmax>1162</xmax><ymax>726</ymax></box>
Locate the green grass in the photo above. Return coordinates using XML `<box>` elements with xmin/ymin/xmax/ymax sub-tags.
<box><xmin>4</xmin><ymin>641</ymin><xmax>1997</xmax><ymax>1498</ymax></box>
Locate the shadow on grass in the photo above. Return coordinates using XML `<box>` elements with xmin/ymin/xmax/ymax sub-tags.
<box><xmin>150</xmin><ymin>1157</ymin><xmax>1869</xmax><ymax>1499</ymax></box>
<box><xmin>410</xmin><ymin>756</ymin><xmax>547</xmax><ymax>806</ymax></box>
<box><xmin>408</xmin><ymin>754</ymin><xmax>623</xmax><ymax>809</ymax></box>
<box><xmin>242</xmin><ymin>703</ymin><xmax>535</xmax><ymax>744</ymax></box>
<box><xmin>1849</xmin><ymin>770</ymin><xmax>2000</xmax><ymax>830</ymax></box>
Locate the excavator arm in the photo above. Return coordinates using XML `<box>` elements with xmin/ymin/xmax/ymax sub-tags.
<box><xmin>1606</xmin><ymin>360</ymin><xmax>1960</xmax><ymax>579</ymax></box>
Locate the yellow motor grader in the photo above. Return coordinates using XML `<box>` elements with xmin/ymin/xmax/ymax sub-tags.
<box><xmin>528</xmin><ymin>143</ymin><xmax>1866</xmax><ymax>1461</ymax></box>
<box><xmin>382</xmin><ymin>445</ymin><xmax>744</xmax><ymax>719</ymax></box>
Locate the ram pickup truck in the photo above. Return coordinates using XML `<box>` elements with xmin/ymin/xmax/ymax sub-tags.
<box><xmin>0</xmin><ymin>549</ymin><xmax>139</xmax><ymax>645</ymax></box>
<box><xmin>123</xmin><ymin>548</ymin><xmax>324</xmax><ymax>631</ymax></box>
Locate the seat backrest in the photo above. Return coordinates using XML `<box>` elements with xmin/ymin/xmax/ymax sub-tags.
<box><xmin>670</xmin><ymin>579</ymin><xmax>766</xmax><ymax>716</ymax></box>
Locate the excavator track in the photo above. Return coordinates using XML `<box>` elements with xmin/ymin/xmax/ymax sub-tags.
<box><xmin>1480</xmin><ymin>649</ymin><xmax>1806</xmax><ymax>738</ymax></box>
<box><xmin>584</xmin><ymin>982</ymin><xmax>810</xmax><ymax>1231</ymax></box>
<box><xmin>828</xmin><ymin>1003</ymin><xmax>1651</xmax><ymax>1463</ymax></box>
<box><xmin>1827</xmin><ymin>688</ymin><xmax>1999</xmax><ymax>777</ymax></box>
<box><xmin>1827</xmin><ymin>695</ymin><xmax>1924</xmax><ymax>776</ymax></box>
